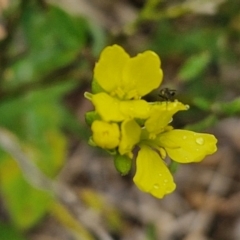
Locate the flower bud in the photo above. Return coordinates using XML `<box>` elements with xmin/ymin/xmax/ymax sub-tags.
<box><xmin>114</xmin><ymin>154</ymin><xmax>132</xmax><ymax>176</ymax></box>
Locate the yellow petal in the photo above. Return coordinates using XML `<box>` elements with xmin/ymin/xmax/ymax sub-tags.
<box><xmin>94</xmin><ymin>45</ymin><xmax>130</xmax><ymax>94</ymax></box>
<box><xmin>119</xmin><ymin>99</ymin><xmax>151</xmax><ymax>119</ymax></box>
<box><xmin>92</xmin><ymin>93</ymin><xmax>125</xmax><ymax>122</ymax></box>
<box><xmin>91</xmin><ymin>120</ymin><xmax>120</xmax><ymax>149</ymax></box>
<box><xmin>133</xmin><ymin>146</ymin><xmax>176</xmax><ymax>198</ymax></box>
<box><xmin>145</xmin><ymin>101</ymin><xmax>188</xmax><ymax>134</ymax></box>
<box><xmin>92</xmin><ymin>93</ymin><xmax>151</xmax><ymax>122</ymax></box>
<box><xmin>118</xmin><ymin>119</ymin><xmax>141</xmax><ymax>155</ymax></box>
<box><xmin>157</xmin><ymin>130</ymin><xmax>218</xmax><ymax>163</ymax></box>
<box><xmin>123</xmin><ymin>51</ymin><xmax>163</xmax><ymax>99</ymax></box>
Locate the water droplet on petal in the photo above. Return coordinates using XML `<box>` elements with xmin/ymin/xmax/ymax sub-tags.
<box><xmin>183</xmin><ymin>135</ymin><xmax>187</xmax><ymax>140</ymax></box>
<box><xmin>153</xmin><ymin>184</ymin><xmax>160</xmax><ymax>189</ymax></box>
<box><xmin>196</xmin><ymin>137</ymin><xmax>204</xmax><ymax>145</ymax></box>
<box><xmin>164</xmin><ymin>179</ymin><xmax>168</xmax><ymax>183</ymax></box>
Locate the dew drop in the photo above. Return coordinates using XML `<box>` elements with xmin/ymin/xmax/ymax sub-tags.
<box><xmin>182</xmin><ymin>135</ymin><xmax>187</xmax><ymax>140</ymax></box>
<box><xmin>196</xmin><ymin>137</ymin><xmax>204</xmax><ymax>145</ymax></box>
<box><xmin>153</xmin><ymin>184</ymin><xmax>160</xmax><ymax>189</ymax></box>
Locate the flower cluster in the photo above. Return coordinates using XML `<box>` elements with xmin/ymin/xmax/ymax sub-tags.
<box><xmin>84</xmin><ymin>45</ymin><xmax>217</xmax><ymax>198</ymax></box>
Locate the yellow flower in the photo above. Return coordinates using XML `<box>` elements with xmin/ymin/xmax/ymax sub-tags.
<box><xmin>94</xmin><ymin>45</ymin><xmax>163</xmax><ymax>99</ymax></box>
<box><xmin>133</xmin><ymin>146</ymin><xmax>176</xmax><ymax>198</ymax></box>
<box><xmin>85</xmin><ymin>44</ymin><xmax>218</xmax><ymax>199</ymax></box>
<box><xmin>91</xmin><ymin>120</ymin><xmax>120</xmax><ymax>149</ymax></box>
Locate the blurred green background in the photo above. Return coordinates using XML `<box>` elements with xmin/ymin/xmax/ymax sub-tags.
<box><xmin>0</xmin><ymin>0</ymin><xmax>240</xmax><ymax>240</ymax></box>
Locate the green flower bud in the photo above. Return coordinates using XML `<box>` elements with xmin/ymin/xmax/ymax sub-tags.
<box><xmin>114</xmin><ymin>154</ymin><xmax>132</xmax><ymax>176</ymax></box>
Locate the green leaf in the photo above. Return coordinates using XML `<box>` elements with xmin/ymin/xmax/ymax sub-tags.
<box><xmin>0</xmin><ymin>223</ymin><xmax>27</xmax><ymax>240</ymax></box>
<box><xmin>178</xmin><ymin>52</ymin><xmax>211</xmax><ymax>81</ymax></box>
<box><xmin>5</xmin><ymin>3</ymin><xmax>88</xmax><ymax>87</ymax></box>
<box><xmin>31</xmin><ymin>130</ymin><xmax>67</xmax><ymax>178</ymax></box>
<box><xmin>193</xmin><ymin>97</ymin><xmax>212</xmax><ymax>111</ymax></box>
<box><xmin>0</xmin><ymin>156</ymin><xmax>52</xmax><ymax>230</ymax></box>
<box><xmin>213</xmin><ymin>98</ymin><xmax>240</xmax><ymax>116</ymax></box>
<box><xmin>152</xmin><ymin>22</ymin><xmax>221</xmax><ymax>57</ymax></box>
<box><xmin>0</xmin><ymin>83</ymin><xmax>71</xmax><ymax>177</ymax></box>
<box><xmin>185</xmin><ymin>115</ymin><xmax>218</xmax><ymax>132</ymax></box>
<box><xmin>87</xmin><ymin>22</ymin><xmax>107</xmax><ymax>56</ymax></box>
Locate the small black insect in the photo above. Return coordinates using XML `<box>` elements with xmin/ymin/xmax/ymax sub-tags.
<box><xmin>158</xmin><ymin>88</ymin><xmax>176</xmax><ymax>102</ymax></box>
